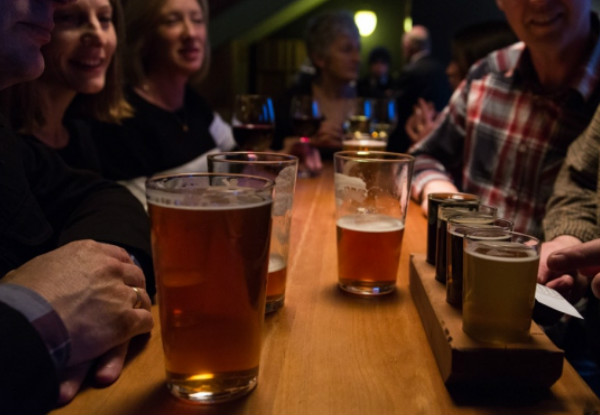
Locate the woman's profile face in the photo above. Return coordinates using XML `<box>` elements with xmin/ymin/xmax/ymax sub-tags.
<box><xmin>317</xmin><ymin>33</ymin><xmax>361</xmax><ymax>84</ymax></box>
<box><xmin>41</xmin><ymin>0</ymin><xmax>117</xmax><ymax>94</ymax></box>
<box><xmin>149</xmin><ymin>0</ymin><xmax>206</xmax><ymax>78</ymax></box>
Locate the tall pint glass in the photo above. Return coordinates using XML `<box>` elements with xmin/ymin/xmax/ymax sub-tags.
<box><xmin>208</xmin><ymin>152</ymin><xmax>298</xmax><ymax>313</ymax></box>
<box><xmin>146</xmin><ymin>173</ymin><xmax>274</xmax><ymax>403</ymax></box>
<box><xmin>334</xmin><ymin>151</ymin><xmax>414</xmax><ymax>296</ymax></box>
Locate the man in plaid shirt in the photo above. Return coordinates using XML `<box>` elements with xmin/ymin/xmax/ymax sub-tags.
<box><xmin>410</xmin><ymin>0</ymin><xmax>600</xmax><ymax>239</ymax></box>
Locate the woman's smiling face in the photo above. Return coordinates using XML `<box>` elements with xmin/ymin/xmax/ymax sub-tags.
<box><xmin>41</xmin><ymin>0</ymin><xmax>117</xmax><ymax>94</ymax></box>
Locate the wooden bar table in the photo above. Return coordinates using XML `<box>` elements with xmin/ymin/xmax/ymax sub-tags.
<box><xmin>51</xmin><ymin>163</ymin><xmax>600</xmax><ymax>415</ymax></box>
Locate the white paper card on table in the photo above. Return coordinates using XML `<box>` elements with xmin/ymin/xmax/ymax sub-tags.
<box><xmin>535</xmin><ymin>283</ymin><xmax>583</xmax><ymax>319</ymax></box>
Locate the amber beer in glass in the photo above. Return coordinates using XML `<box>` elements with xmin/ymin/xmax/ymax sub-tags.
<box><xmin>146</xmin><ymin>173</ymin><xmax>274</xmax><ymax>403</ymax></box>
<box><xmin>334</xmin><ymin>151</ymin><xmax>414</xmax><ymax>295</ymax></box>
<box><xmin>208</xmin><ymin>152</ymin><xmax>298</xmax><ymax>314</ymax></box>
<box><xmin>462</xmin><ymin>231</ymin><xmax>540</xmax><ymax>343</ymax></box>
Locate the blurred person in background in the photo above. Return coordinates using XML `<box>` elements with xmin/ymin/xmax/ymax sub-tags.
<box><xmin>103</xmin><ymin>0</ymin><xmax>236</xmax><ymax>206</ymax></box>
<box><xmin>404</xmin><ymin>21</ymin><xmax>517</xmax><ymax>146</ymax></box>
<box><xmin>357</xmin><ymin>46</ymin><xmax>395</xmax><ymax>98</ymax></box>
<box><xmin>0</xmin><ymin>0</ymin><xmax>154</xmax><ymax>412</ymax></box>
<box><xmin>386</xmin><ymin>25</ymin><xmax>451</xmax><ymax>153</ymax></box>
<box><xmin>273</xmin><ymin>10</ymin><xmax>361</xmax><ymax>153</ymax></box>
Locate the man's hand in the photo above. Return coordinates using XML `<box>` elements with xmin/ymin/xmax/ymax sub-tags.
<box><xmin>546</xmin><ymin>238</ymin><xmax>600</xmax><ymax>299</ymax></box>
<box><xmin>314</xmin><ymin>119</ymin><xmax>344</xmax><ymax>149</ymax></box>
<box><xmin>420</xmin><ymin>180</ymin><xmax>459</xmax><ymax>216</ymax></box>
<box><xmin>4</xmin><ymin>240</ymin><xmax>153</xmax><ymax>367</ymax></box>
<box><xmin>405</xmin><ymin>98</ymin><xmax>436</xmax><ymax>144</ymax></box>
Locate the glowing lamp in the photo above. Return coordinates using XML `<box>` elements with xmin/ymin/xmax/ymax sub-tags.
<box><xmin>354</xmin><ymin>10</ymin><xmax>377</xmax><ymax>37</ymax></box>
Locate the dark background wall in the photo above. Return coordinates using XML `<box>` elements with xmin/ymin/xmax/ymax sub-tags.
<box><xmin>411</xmin><ymin>0</ymin><xmax>506</xmax><ymax>65</ymax></box>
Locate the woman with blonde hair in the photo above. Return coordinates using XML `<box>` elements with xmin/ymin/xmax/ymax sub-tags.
<box><xmin>89</xmin><ymin>0</ymin><xmax>236</xmax><ymax>206</ymax></box>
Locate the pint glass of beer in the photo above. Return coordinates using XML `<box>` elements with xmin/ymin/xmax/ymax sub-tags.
<box><xmin>462</xmin><ymin>231</ymin><xmax>540</xmax><ymax>343</ymax></box>
<box><xmin>208</xmin><ymin>152</ymin><xmax>298</xmax><ymax>313</ymax></box>
<box><xmin>334</xmin><ymin>151</ymin><xmax>414</xmax><ymax>296</ymax></box>
<box><xmin>146</xmin><ymin>173</ymin><xmax>274</xmax><ymax>403</ymax></box>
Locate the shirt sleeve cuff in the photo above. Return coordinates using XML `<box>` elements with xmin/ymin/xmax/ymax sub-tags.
<box><xmin>0</xmin><ymin>283</ymin><xmax>70</xmax><ymax>372</ymax></box>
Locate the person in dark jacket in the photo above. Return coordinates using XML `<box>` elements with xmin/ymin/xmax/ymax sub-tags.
<box><xmin>387</xmin><ymin>25</ymin><xmax>452</xmax><ymax>153</ymax></box>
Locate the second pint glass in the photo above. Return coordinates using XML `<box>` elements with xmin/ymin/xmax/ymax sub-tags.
<box><xmin>334</xmin><ymin>151</ymin><xmax>414</xmax><ymax>295</ymax></box>
<box><xmin>146</xmin><ymin>173</ymin><xmax>274</xmax><ymax>403</ymax></box>
<box><xmin>208</xmin><ymin>152</ymin><xmax>298</xmax><ymax>313</ymax></box>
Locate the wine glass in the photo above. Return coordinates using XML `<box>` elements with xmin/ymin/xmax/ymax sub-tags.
<box><xmin>290</xmin><ymin>95</ymin><xmax>323</xmax><ymax>141</ymax></box>
<box><xmin>289</xmin><ymin>95</ymin><xmax>323</xmax><ymax>178</ymax></box>
<box><xmin>232</xmin><ymin>94</ymin><xmax>275</xmax><ymax>151</ymax></box>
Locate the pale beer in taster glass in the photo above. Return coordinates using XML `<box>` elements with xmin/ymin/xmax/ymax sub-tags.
<box><xmin>334</xmin><ymin>151</ymin><xmax>414</xmax><ymax>295</ymax></box>
<box><xmin>208</xmin><ymin>152</ymin><xmax>298</xmax><ymax>313</ymax></box>
<box><xmin>146</xmin><ymin>173</ymin><xmax>274</xmax><ymax>403</ymax></box>
<box><xmin>462</xmin><ymin>231</ymin><xmax>540</xmax><ymax>343</ymax></box>
<box><xmin>445</xmin><ymin>216</ymin><xmax>512</xmax><ymax>307</ymax></box>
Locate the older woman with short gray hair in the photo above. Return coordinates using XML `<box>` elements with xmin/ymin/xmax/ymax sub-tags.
<box><xmin>273</xmin><ymin>10</ymin><xmax>361</xmax><ymax>152</ymax></box>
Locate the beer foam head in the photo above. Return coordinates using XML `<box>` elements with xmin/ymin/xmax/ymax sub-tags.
<box><xmin>146</xmin><ymin>174</ymin><xmax>273</xmax><ymax>209</ymax></box>
<box><xmin>337</xmin><ymin>214</ymin><xmax>404</xmax><ymax>232</ymax></box>
<box><xmin>466</xmin><ymin>241</ymin><xmax>539</xmax><ymax>262</ymax></box>
<box><xmin>268</xmin><ymin>253</ymin><xmax>286</xmax><ymax>273</ymax></box>
<box><xmin>343</xmin><ymin>139</ymin><xmax>386</xmax><ymax>147</ymax></box>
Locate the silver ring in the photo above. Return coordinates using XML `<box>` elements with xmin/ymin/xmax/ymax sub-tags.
<box><xmin>132</xmin><ymin>287</ymin><xmax>143</xmax><ymax>309</ymax></box>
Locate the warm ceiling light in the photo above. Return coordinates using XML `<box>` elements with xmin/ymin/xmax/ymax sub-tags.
<box><xmin>354</xmin><ymin>10</ymin><xmax>377</xmax><ymax>37</ymax></box>
<box><xmin>404</xmin><ymin>17</ymin><xmax>413</xmax><ymax>33</ymax></box>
